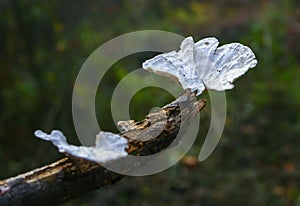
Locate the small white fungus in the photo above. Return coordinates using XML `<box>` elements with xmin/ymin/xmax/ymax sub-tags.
<box><xmin>34</xmin><ymin>130</ymin><xmax>128</xmax><ymax>163</ymax></box>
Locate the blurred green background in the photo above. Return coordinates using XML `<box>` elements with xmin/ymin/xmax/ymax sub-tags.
<box><xmin>1</xmin><ymin>0</ymin><xmax>300</xmax><ymax>205</ymax></box>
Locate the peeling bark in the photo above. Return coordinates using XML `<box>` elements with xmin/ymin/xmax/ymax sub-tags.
<box><xmin>0</xmin><ymin>89</ymin><xmax>206</xmax><ymax>206</ymax></box>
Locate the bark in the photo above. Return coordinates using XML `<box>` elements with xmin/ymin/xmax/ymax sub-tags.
<box><xmin>0</xmin><ymin>89</ymin><xmax>206</xmax><ymax>206</ymax></box>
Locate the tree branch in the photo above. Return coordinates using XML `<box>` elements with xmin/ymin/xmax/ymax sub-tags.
<box><xmin>0</xmin><ymin>90</ymin><xmax>206</xmax><ymax>206</ymax></box>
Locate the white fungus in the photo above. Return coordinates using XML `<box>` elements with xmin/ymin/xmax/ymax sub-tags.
<box><xmin>34</xmin><ymin>36</ymin><xmax>257</xmax><ymax>163</ymax></box>
<box><xmin>142</xmin><ymin>37</ymin><xmax>257</xmax><ymax>95</ymax></box>
<box><xmin>34</xmin><ymin>130</ymin><xmax>128</xmax><ymax>163</ymax></box>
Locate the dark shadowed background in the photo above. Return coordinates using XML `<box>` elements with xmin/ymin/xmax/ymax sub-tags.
<box><xmin>1</xmin><ymin>0</ymin><xmax>300</xmax><ymax>205</ymax></box>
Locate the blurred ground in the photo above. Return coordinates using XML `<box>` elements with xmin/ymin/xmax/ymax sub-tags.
<box><xmin>1</xmin><ymin>0</ymin><xmax>300</xmax><ymax>205</ymax></box>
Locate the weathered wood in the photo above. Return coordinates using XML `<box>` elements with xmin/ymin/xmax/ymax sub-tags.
<box><xmin>0</xmin><ymin>89</ymin><xmax>206</xmax><ymax>206</ymax></box>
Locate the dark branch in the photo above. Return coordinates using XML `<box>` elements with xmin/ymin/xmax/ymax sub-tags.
<box><xmin>0</xmin><ymin>90</ymin><xmax>206</xmax><ymax>206</ymax></box>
